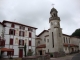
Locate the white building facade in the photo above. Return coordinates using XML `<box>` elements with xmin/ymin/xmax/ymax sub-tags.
<box><xmin>0</xmin><ymin>20</ymin><xmax>37</xmax><ymax>58</ymax></box>
<box><xmin>36</xmin><ymin>7</ymin><xmax>80</xmax><ymax>56</ymax></box>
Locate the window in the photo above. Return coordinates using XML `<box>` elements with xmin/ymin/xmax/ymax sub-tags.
<box><xmin>19</xmin><ymin>40</ymin><xmax>24</xmax><ymax>45</ymax></box>
<box><xmin>54</xmin><ymin>14</ymin><xmax>55</xmax><ymax>17</ymax></box>
<box><xmin>19</xmin><ymin>31</ymin><xmax>24</xmax><ymax>36</ymax></box>
<box><xmin>20</xmin><ymin>25</ymin><xmax>25</xmax><ymax>30</ymax></box>
<box><xmin>66</xmin><ymin>37</ymin><xmax>68</xmax><ymax>43</ymax></box>
<box><xmin>47</xmin><ymin>39</ymin><xmax>49</xmax><ymax>42</ymax></box>
<box><xmin>44</xmin><ymin>38</ymin><xmax>46</xmax><ymax>42</ymax></box>
<box><xmin>38</xmin><ymin>41</ymin><xmax>40</xmax><ymax>44</ymax></box>
<box><xmin>29</xmin><ymin>32</ymin><xmax>32</xmax><ymax>38</ymax></box>
<box><xmin>52</xmin><ymin>32</ymin><xmax>54</xmax><ymax>47</ymax></box>
<box><xmin>9</xmin><ymin>29</ymin><xmax>15</xmax><ymax>35</ymax></box>
<box><xmin>29</xmin><ymin>40</ymin><xmax>31</xmax><ymax>46</ymax></box>
<box><xmin>11</xmin><ymin>23</ymin><xmax>15</xmax><ymax>28</ymax></box>
<box><xmin>69</xmin><ymin>38</ymin><xmax>70</xmax><ymax>43</ymax></box>
<box><xmin>64</xmin><ymin>37</ymin><xmax>65</xmax><ymax>43</ymax></box>
<box><xmin>10</xmin><ymin>38</ymin><xmax>13</xmax><ymax>45</ymax></box>
<box><xmin>28</xmin><ymin>28</ymin><xmax>33</xmax><ymax>31</ymax></box>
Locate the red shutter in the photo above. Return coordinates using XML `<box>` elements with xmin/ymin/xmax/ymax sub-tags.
<box><xmin>10</xmin><ymin>38</ymin><xmax>13</xmax><ymax>45</ymax></box>
<box><xmin>19</xmin><ymin>31</ymin><xmax>21</xmax><ymax>36</ymax></box>
<box><xmin>29</xmin><ymin>40</ymin><xmax>31</xmax><ymax>46</ymax></box>
<box><xmin>22</xmin><ymin>40</ymin><xmax>24</xmax><ymax>45</ymax></box>
<box><xmin>23</xmin><ymin>32</ymin><xmax>24</xmax><ymax>37</ymax></box>
<box><xmin>29</xmin><ymin>32</ymin><xmax>31</xmax><ymax>38</ymax></box>
<box><xmin>9</xmin><ymin>29</ymin><xmax>11</xmax><ymax>35</ymax></box>
<box><xmin>19</xmin><ymin>40</ymin><xmax>20</xmax><ymax>45</ymax></box>
<box><xmin>11</xmin><ymin>23</ymin><xmax>14</xmax><ymax>28</ymax></box>
<box><xmin>14</xmin><ymin>30</ymin><xmax>15</xmax><ymax>35</ymax></box>
<box><xmin>7</xmin><ymin>51</ymin><xmax>10</xmax><ymax>56</ymax></box>
<box><xmin>3</xmin><ymin>40</ymin><xmax>5</xmax><ymax>46</ymax></box>
<box><xmin>20</xmin><ymin>26</ymin><xmax>21</xmax><ymax>29</ymax></box>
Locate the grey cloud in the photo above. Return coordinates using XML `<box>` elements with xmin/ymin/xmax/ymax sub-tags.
<box><xmin>0</xmin><ymin>0</ymin><xmax>80</xmax><ymax>35</ymax></box>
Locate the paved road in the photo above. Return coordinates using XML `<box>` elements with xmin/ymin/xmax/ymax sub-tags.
<box><xmin>72</xmin><ymin>53</ymin><xmax>80</xmax><ymax>60</ymax></box>
<box><xmin>50</xmin><ymin>53</ymin><xmax>77</xmax><ymax>60</ymax></box>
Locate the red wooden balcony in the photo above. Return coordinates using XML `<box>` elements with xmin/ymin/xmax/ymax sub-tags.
<box><xmin>0</xmin><ymin>39</ymin><xmax>5</xmax><ymax>46</ymax></box>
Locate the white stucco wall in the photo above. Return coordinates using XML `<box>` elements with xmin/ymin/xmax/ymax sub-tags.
<box><xmin>1</xmin><ymin>22</ymin><xmax>37</xmax><ymax>58</ymax></box>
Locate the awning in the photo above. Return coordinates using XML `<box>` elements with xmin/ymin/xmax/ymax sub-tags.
<box><xmin>36</xmin><ymin>44</ymin><xmax>46</xmax><ymax>48</ymax></box>
<box><xmin>0</xmin><ymin>48</ymin><xmax>14</xmax><ymax>52</ymax></box>
<box><xmin>63</xmin><ymin>43</ymin><xmax>79</xmax><ymax>47</ymax></box>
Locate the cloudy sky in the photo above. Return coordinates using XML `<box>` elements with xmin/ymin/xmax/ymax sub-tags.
<box><xmin>0</xmin><ymin>0</ymin><xmax>80</xmax><ymax>35</ymax></box>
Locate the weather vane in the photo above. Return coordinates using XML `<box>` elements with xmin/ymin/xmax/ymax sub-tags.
<box><xmin>52</xmin><ymin>4</ymin><xmax>55</xmax><ymax>7</ymax></box>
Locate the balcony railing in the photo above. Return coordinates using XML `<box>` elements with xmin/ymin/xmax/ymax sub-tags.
<box><xmin>0</xmin><ymin>40</ymin><xmax>5</xmax><ymax>46</ymax></box>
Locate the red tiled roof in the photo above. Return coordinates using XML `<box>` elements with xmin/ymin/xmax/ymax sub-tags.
<box><xmin>63</xmin><ymin>43</ymin><xmax>79</xmax><ymax>47</ymax></box>
<box><xmin>36</xmin><ymin>44</ymin><xmax>46</xmax><ymax>48</ymax></box>
<box><xmin>0</xmin><ymin>48</ymin><xmax>14</xmax><ymax>52</ymax></box>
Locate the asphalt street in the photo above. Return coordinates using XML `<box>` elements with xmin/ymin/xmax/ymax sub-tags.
<box><xmin>72</xmin><ymin>53</ymin><xmax>80</xmax><ymax>60</ymax></box>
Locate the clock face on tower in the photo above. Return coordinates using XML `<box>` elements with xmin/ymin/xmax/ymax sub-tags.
<box><xmin>54</xmin><ymin>22</ymin><xmax>57</xmax><ymax>25</ymax></box>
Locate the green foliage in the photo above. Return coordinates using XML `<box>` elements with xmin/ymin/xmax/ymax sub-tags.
<box><xmin>27</xmin><ymin>50</ymin><xmax>33</xmax><ymax>56</ymax></box>
<box><xmin>71</xmin><ymin>28</ymin><xmax>80</xmax><ymax>37</ymax></box>
<box><xmin>50</xmin><ymin>53</ymin><xmax>53</xmax><ymax>57</ymax></box>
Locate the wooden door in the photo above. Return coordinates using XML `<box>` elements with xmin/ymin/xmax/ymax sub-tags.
<box><xmin>19</xmin><ymin>49</ymin><xmax>23</xmax><ymax>58</ymax></box>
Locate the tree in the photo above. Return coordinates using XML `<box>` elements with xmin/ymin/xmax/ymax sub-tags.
<box><xmin>24</xmin><ymin>43</ymin><xmax>27</xmax><ymax>57</ymax></box>
<box><xmin>71</xmin><ymin>28</ymin><xmax>80</xmax><ymax>37</ymax></box>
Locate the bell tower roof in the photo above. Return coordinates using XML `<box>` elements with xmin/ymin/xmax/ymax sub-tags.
<box><xmin>49</xmin><ymin>7</ymin><xmax>60</xmax><ymax>23</ymax></box>
<box><xmin>50</xmin><ymin>7</ymin><xmax>58</xmax><ymax>14</ymax></box>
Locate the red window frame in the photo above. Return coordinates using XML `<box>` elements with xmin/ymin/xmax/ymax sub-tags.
<box><xmin>28</xmin><ymin>28</ymin><xmax>33</xmax><ymax>31</ymax></box>
<box><xmin>10</xmin><ymin>38</ymin><xmax>13</xmax><ymax>45</ymax></box>
<box><xmin>19</xmin><ymin>39</ymin><xmax>24</xmax><ymax>45</ymax></box>
<box><xmin>11</xmin><ymin>23</ymin><xmax>15</xmax><ymax>28</ymax></box>
<box><xmin>29</xmin><ymin>40</ymin><xmax>31</xmax><ymax>46</ymax></box>
<box><xmin>9</xmin><ymin>29</ymin><xmax>15</xmax><ymax>35</ymax></box>
<box><xmin>29</xmin><ymin>32</ymin><xmax>32</xmax><ymax>38</ymax></box>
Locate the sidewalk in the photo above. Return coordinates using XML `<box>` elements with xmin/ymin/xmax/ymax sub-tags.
<box><xmin>50</xmin><ymin>53</ymin><xmax>77</xmax><ymax>60</ymax></box>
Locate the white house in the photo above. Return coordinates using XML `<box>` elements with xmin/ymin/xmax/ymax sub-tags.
<box><xmin>0</xmin><ymin>20</ymin><xmax>37</xmax><ymax>58</ymax></box>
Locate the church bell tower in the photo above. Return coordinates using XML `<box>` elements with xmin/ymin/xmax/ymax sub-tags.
<box><xmin>48</xmin><ymin>7</ymin><xmax>64</xmax><ymax>56</ymax></box>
